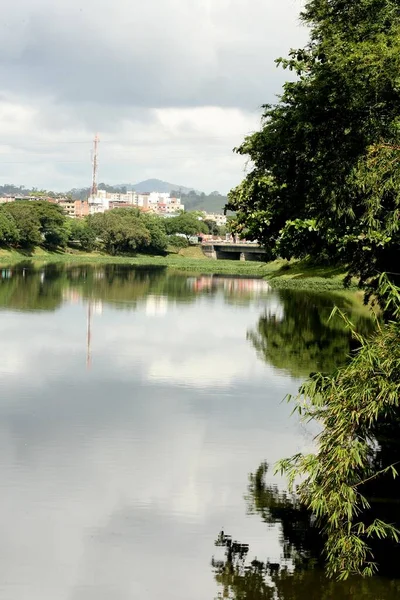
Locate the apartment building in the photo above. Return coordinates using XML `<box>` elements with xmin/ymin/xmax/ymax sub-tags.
<box><xmin>57</xmin><ymin>199</ymin><xmax>89</xmax><ymax>218</ymax></box>
<box><xmin>84</xmin><ymin>189</ymin><xmax>185</xmax><ymax>216</ymax></box>
<box><xmin>202</xmin><ymin>212</ymin><xmax>227</xmax><ymax>226</ymax></box>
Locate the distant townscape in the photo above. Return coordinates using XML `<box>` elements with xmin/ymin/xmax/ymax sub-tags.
<box><xmin>0</xmin><ymin>181</ymin><xmax>228</xmax><ymax>226</ymax></box>
<box><xmin>89</xmin><ymin>190</ymin><xmax>185</xmax><ymax>216</ymax></box>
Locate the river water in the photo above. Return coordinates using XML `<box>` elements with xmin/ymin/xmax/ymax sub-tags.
<box><xmin>0</xmin><ymin>263</ymin><xmax>398</xmax><ymax>599</ymax></box>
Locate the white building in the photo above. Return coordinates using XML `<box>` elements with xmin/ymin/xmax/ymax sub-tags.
<box><xmin>202</xmin><ymin>212</ymin><xmax>227</xmax><ymax>226</ymax></box>
<box><xmin>88</xmin><ymin>195</ymin><xmax>109</xmax><ymax>215</ymax></box>
<box><xmin>88</xmin><ymin>190</ymin><xmax>184</xmax><ymax>215</ymax></box>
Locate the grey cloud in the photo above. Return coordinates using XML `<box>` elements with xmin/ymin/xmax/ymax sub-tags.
<box><xmin>0</xmin><ymin>0</ymin><xmax>307</xmax><ymax>190</ymax></box>
<box><xmin>2</xmin><ymin>0</ymin><xmax>306</xmax><ymax>110</ymax></box>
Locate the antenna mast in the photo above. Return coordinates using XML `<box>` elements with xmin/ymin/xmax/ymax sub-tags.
<box><xmin>90</xmin><ymin>133</ymin><xmax>99</xmax><ymax>197</ymax></box>
<box><xmin>86</xmin><ymin>301</ymin><xmax>92</xmax><ymax>370</ymax></box>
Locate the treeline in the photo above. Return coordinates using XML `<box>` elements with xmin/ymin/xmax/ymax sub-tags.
<box><xmin>68</xmin><ymin>183</ymin><xmax>127</xmax><ymax>201</ymax></box>
<box><xmin>0</xmin><ymin>184</ymin><xmax>230</xmax><ymax>215</ymax></box>
<box><xmin>0</xmin><ymin>184</ymin><xmax>65</xmax><ymax>199</ymax></box>
<box><xmin>0</xmin><ymin>183</ymin><xmax>127</xmax><ymax>201</ymax></box>
<box><xmin>0</xmin><ymin>201</ymin><xmax>222</xmax><ymax>254</ymax></box>
<box><xmin>227</xmin><ymin>0</ymin><xmax>400</xmax><ymax>580</ymax></box>
<box><xmin>170</xmin><ymin>189</ymin><xmax>227</xmax><ymax>213</ymax></box>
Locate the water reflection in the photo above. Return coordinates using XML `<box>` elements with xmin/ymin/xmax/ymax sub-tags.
<box><xmin>212</xmin><ymin>537</ymin><xmax>400</xmax><ymax>600</ymax></box>
<box><xmin>0</xmin><ymin>264</ymin><xmax>375</xmax><ymax>378</ymax></box>
<box><xmin>212</xmin><ymin>460</ymin><xmax>400</xmax><ymax>598</ymax></box>
<box><xmin>0</xmin><ymin>263</ymin><xmax>272</xmax><ymax>312</ymax></box>
<box><xmin>0</xmin><ymin>262</ymin><xmax>385</xmax><ymax>598</ymax></box>
<box><xmin>248</xmin><ymin>289</ymin><xmax>375</xmax><ymax>376</ymax></box>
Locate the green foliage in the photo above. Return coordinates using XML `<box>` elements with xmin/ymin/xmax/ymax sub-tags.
<box><xmin>203</xmin><ymin>219</ymin><xmax>219</xmax><ymax>236</ymax></box>
<box><xmin>86</xmin><ymin>208</ymin><xmax>167</xmax><ymax>255</ymax></box>
<box><xmin>0</xmin><ymin>202</ymin><xmax>170</xmax><ymax>255</ymax></box>
<box><xmin>0</xmin><ymin>208</ymin><xmax>20</xmax><ymax>245</ymax></box>
<box><xmin>226</xmin><ymin>0</ymin><xmax>400</xmax><ymax>286</ymax></box>
<box><xmin>68</xmin><ymin>183</ymin><xmax>126</xmax><ymax>200</ymax></box>
<box><xmin>0</xmin><ymin>184</ymin><xmax>30</xmax><ymax>196</ymax></box>
<box><xmin>1</xmin><ymin>201</ymin><xmax>68</xmax><ymax>248</ymax></box>
<box><xmin>167</xmin><ymin>234</ymin><xmax>189</xmax><ymax>249</ymax></box>
<box><xmin>2</xmin><ymin>202</ymin><xmax>43</xmax><ymax>247</ymax></box>
<box><xmin>277</xmin><ymin>277</ymin><xmax>400</xmax><ymax>579</ymax></box>
<box><xmin>164</xmin><ymin>212</ymin><xmax>208</xmax><ymax>241</ymax></box>
<box><xmin>33</xmin><ymin>201</ymin><xmax>68</xmax><ymax>248</ymax></box>
<box><xmin>140</xmin><ymin>213</ymin><xmax>168</xmax><ymax>253</ymax></box>
<box><xmin>276</xmin><ymin>220</ymin><xmax>321</xmax><ymax>261</ymax></box>
<box><xmin>69</xmin><ymin>219</ymin><xmax>97</xmax><ymax>251</ymax></box>
<box><xmin>170</xmin><ymin>189</ymin><xmax>228</xmax><ymax>213</ymax></box>
<box><xmin>89</xmin><ymin>208</ymin><xmax>151</xmax><ymax>255</ymax></box>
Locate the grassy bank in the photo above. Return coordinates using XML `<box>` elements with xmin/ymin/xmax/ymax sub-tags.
<box><xmin>0</xmin><ymin>246</ymin><xmax>356</xmax><ymax>291</ymax></box>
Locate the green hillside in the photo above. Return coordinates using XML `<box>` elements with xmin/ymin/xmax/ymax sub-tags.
<box><xmin>171</xmin><ymin>190</ymin><xmax>228</xmax><ymax>213</ymax></box>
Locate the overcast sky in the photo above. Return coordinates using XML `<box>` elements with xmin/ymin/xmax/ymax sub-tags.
<box><xmin>0</xmin><ymin>0</ymin><xmax>307</xmax><ymax>193</ymax></box>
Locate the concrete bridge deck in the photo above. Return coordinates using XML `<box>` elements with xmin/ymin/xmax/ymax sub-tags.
<box><xmin>201</xmin><ymin>242</ymin><xmax>268</xmax><ymax>261</ymax></box>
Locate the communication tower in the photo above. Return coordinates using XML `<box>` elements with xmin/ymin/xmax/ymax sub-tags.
<box><xmin>86</xmin><ymin>301</ymin><xmax>92</xmax><ymax>370</ymax></box>
<box><xmin>90</xmin><ymin>133</ymin><xmax>100</xmax><ymax>197</ymax></box>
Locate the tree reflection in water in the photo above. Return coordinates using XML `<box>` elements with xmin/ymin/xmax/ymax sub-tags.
<box><xmin>0</xmin><ymin>263</ymin><xmax>273</xmax><ymax>312</ymax></box>
<box><xmin>212</xmin><ymin>463</ymin><xmax>400</xmax><ymax>599</ymax></box>
<box><xmin>248</xmin><ymin>289</ymin><xmax>376</xmax><ymax>378</ymax></box>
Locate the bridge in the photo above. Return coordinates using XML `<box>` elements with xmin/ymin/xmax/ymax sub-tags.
<box><xmin>201</xmin><ymin>242</ymin><xmax>268</xmax><ymax>261</ymax></box>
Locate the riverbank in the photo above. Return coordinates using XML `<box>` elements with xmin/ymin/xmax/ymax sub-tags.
<box><xmin>0</xmin><ymin>246</ymin><xmax>356</xmax><ymax>291</ymax></box>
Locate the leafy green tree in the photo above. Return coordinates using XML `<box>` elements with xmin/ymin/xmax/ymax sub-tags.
<box><xmin>89</xmin><ymin>208</ymin><xmax>151</xmax><ymax>255</ymax></box>
<box><xmin>167</xmin><ymin>234</ymin><xmax>189</xmax><ymax>250</ymax></box>
<box><xmin>31</xmin><ymin>201</ymin><xmax>68</xmax><ymax>247</ymax></box>
<box><xmin>164</xmin><ymin>212</ymin><xmax>207</xmax><ymax>241</ymax></box>
<box><xmin>22</xmin><ymin>201</ymin><xmax>68</xmax><ymax>248</ymax></box>
<box><xmin>226</xmin><ymin>0</ymin><xmax>400</xmax><ymax>287</ymax></box>
<box><xmin>277</xmin><ymin>277</ymin><xmax>400</xmax><ymax>579</ymax></box>
<box><xmin>0</xmin><ymin>208</ymin><xmax>20</xmax><ymax>245</ymax></box>
<box><xmin>2</xmin><ymin>200</ymin><xmax>68</xmax><ymax>248</ymax></box>
<box><xmin>3</xmin><ymin>202</ymin><xmax>42</xmax><ymax>247</ymax></box>
<box><xmin>69</xmin><ymin>219</ymin><xmax>97</xmax><ymax>251</ymax></box>
<box><xmin>204</xmin><ymin>219</ymin><xmax>219</xmax><ymax>236</ymax></box>
<box><xmin>141</xmin><ymin>213</ymin><xmax>168</xmax><ymax>253</ymax></box>
<box><xmin>222</xmin><ymin>0</ymin><xmax>400</xmax><ymax>581</ymax></box>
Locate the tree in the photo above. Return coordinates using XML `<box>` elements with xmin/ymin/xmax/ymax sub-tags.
<box><xmin>3</xmin><ymin>202</ymin><xmax>42</xmax><ymax>247</ymax></box>
<box><xmin>141</xmin><ymin>213</ymin><xmax>168</xmax><ymax>253</ymax></box>
<box><xmin>2</xmin><ymin>200</ymin><xmax>68</xmax><ymax>248</ymax></box>
<box><xmin>69</xmin><ymin>219</ymin><xmax>97</xmax><ymax>252</ymax></box>
<box><xmin>223</xmin><ymin>0</ymin><xmax>400</xmax><ymax>580</ymax></box>
<box><xmin>0</xmin><ymin>208</ymin><xmax>20</xmax><ymax>245</ymax></box>
<box><xmin>278</xmin><ymin>277</ymin><xmax>400</xmax><ymax>579</ymax></box>
<box><xmin>32</xmin><ymin>201</ymin><xmax>68</xmax><ymax>248</ymax></box>
<box><xmin>89</xmin><ymin>208</ymin><xmax>151</xmax><ymax>255</ymax></box>
<box><xmin>164</xmin><ymin>212</ymin><xmax>207</xmax><ymax>241</ymax></box>
<box><xmin>226</xmin><ymin>0</ymin><xmax>400</xmax><ymax>289</ymax></box>
<box><xmin>167</xmin><ymin>235</ymin><xmax>189</xmax><ymax>250</ymax></box>
<box><xmin>204</xmin><ymin>219</ymin><xmax>220</xmax><ymax>236</ymax></box>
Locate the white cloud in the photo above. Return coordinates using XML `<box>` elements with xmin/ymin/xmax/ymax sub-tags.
<box><xmin>0</xmin><ymin>0</ymin><xmax>308</xmax><ymax>191</ymax></box>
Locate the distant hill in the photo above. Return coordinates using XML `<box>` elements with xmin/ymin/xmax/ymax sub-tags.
<box><xmin>126</xmin><ymin>179</ymin><xmax>199</xmax><ymax>194</ymax></box>
<box><xmin>172</xmin><ymin>190</ymin><xmax>228</xmax><ymax>214</ymax></box>
<box><xmin>2</xmin><ymin>179</ymin><xmax>230</xmax><ymax>214</ymax></box>
<box><xmin>125</xmin><ymin>180</ymin><xmax>229</xmax><ymax>213</ymax></box>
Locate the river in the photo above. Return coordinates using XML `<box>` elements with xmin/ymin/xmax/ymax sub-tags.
<box><xmin>0</xmin><ymin>263</ymin><xmax>397</xmax><ymax>599</ymax></box>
